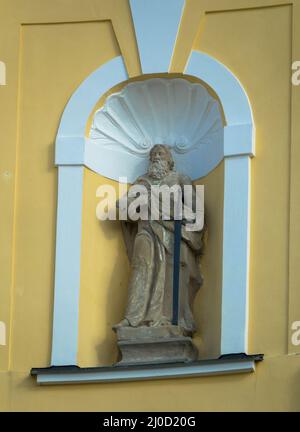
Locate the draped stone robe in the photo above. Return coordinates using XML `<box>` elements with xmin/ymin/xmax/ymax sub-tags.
<box><xmin>121</xmin><ymin>170</ymin><xmax>204</xmax><ymax>335</ymax></box>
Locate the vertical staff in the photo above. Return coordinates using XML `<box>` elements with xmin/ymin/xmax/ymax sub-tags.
<box><xmin>172</xmin><ymin>218</ymin><xmax>182</xmax><ymax>326</ymax></box>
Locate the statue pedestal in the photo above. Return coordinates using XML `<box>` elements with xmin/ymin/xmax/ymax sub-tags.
<box><xmin>114</xmin><ymin>326</ymin><xmax>198</xmax><ymax>366</ymax></box>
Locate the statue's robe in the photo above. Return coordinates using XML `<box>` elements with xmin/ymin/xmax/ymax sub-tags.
<box><xmin>121</xmin><ymin>170</ymin><xmax>204</xmax><ymax>334</ymax></box>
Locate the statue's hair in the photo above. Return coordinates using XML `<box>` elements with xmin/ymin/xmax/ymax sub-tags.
<box><xmin>149</xmin><ymin>144</ymin><xmax>175</xmax><ymax>170</ymax></box>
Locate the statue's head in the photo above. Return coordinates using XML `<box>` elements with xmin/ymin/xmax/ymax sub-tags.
<box><xmin>148</xmin><ymin>144</ymin><xmax>175</xmax><ymax>179</ymax></box>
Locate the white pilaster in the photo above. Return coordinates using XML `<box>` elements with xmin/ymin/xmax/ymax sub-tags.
<box><xmin>221</xmin><ymin>155</ymin><xmax>251</xmax><ymax>354</ymax></box>
<box><xmin>51</xmin><ymin>165</ymin><xmax>84</xmax><ymax>365</ymax></box>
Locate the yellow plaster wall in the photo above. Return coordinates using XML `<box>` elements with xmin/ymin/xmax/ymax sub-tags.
<box><xmin>195</xmin><ymin>1</ymin><xmax>292</xmax><ymax>358</ymax></box>
<box><xmin>1</xmin><ymin>0</ymin><xmax>300</xmax><ymax>412</ymax></box>
<box><xmin>9</xmin><ymin>20</ymin><xmax>120</xmax><ymax>374</ymax></box>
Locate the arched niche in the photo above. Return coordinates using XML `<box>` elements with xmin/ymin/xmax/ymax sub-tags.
<box><xmin>80</xmin><ymin>76</ymin><xmax>225</xmax><ymax>366</ymax></box>
<box><xmin>51</xmin><ymin>52</ymin><xmax>254</xmax><ymax>369</ymax></box>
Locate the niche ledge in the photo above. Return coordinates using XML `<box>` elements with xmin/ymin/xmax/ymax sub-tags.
<box><xmin>31</xmin><ymin>354</ymin><xmax>263</xmax><ymax>385</ymax></box>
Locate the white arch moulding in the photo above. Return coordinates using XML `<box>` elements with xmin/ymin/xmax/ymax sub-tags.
<box><xmin>52</xmin><ymin>53</ymin><xmax>255</xmax><ymax>366</ymax></box>
<box><xmin>51</xmin><ymin>2</ymin><xmax>255</xmax><ymax>368</ymax></box>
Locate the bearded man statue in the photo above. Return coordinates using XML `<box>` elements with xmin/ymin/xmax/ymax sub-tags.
<box><xmin>113</xmin><ymin>144</ymin><xmax>205</xmax><ymax>365</ymax></box>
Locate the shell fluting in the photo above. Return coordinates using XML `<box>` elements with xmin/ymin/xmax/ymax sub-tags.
<box><xmin>90</xmin><ymin>78</ymin><xmax>223</xmax><ymax>159</ymax></box>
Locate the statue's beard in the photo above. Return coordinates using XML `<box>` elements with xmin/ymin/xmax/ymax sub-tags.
<box><xmin>148</xmin><ymin>159</ymin><xmax>170</xmax><ymax>179</ymax></box>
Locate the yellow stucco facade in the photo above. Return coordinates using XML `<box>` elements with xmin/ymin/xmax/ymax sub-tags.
<box><xmin>1</xmin><ymin>0</ymin><xmax>300</xmax><ymax>411</ymax></box>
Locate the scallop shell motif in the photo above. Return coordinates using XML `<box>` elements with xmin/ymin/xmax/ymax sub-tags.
<box><xmin>89</xmin><ymin>78</ymin><xmax>223</xmax><ymax>158</ymax></box>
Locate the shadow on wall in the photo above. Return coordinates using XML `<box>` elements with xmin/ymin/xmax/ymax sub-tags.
<box><xmin>194</xmin><ymin>161</ymin><xmax>224</xmax><ymax>360</ymax></box>
<box><xmin>95</xmin><ymin>217</ymin><xmax>130</xmax><ymax>366</ymax></box>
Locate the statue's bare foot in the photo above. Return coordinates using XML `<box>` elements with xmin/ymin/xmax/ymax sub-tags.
<box><xmin>112</xmin><ymin>318</ymin><xmax>130</xmax><ymax>330</ymax></box>
<box><xmin>152</xmin><ymin>318</ymin><xmax>171</xmax><ymax>327</ymax></box>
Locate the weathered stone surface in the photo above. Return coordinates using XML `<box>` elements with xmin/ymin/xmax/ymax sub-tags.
<box><xmin>115</xmin><ymin>335</ymin><xmax>198</xmax><ymax>366</ymax></box>
<box><xmin>116</xmin><ymin>324</ymin><xmax>191</xmax><ymax>341</ymax></box>
<box><xmin>113</xmin><ymin>145</ymin><xmax>205</xmax><ymax>335</ymax></box>
<box><xmin>111</xmin><ymin>145</ymin><xmax>205</xmax><ymax>366</ymax></box>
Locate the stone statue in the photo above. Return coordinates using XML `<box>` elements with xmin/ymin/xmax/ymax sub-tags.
<box><xmin>113</xmin><ymin>145</ymin><xmax>205</xmax><ymax>365</ymax></box>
